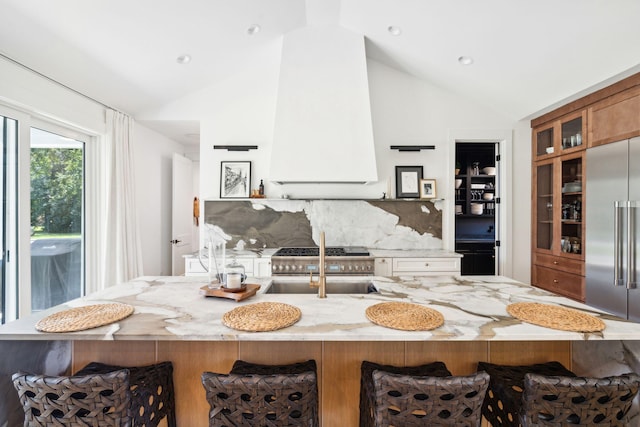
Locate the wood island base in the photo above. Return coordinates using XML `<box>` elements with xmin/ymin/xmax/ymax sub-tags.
<box><xmin>72</xmin><ymin>340</ymin><xmax>571</xmax><ymax>427</ymax></box>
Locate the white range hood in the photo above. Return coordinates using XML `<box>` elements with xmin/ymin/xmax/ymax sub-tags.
<box><xmin>269</xmin><ymin>25</ymin><xmax>378</xmax><ymax>184</ymax></box>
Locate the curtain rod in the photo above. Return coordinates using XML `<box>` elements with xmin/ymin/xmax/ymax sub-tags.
<box><xmin>0</xmin><ymin>51</ymin><xmax>127</xmax><ymax>116</ymax></box>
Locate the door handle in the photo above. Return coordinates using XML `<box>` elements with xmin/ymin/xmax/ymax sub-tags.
<box><xmin>614</xmin><ymin>201</ymin><xmax>623</xmax><ymax>286</ymax></box>
<box><xmin>628</xmin><ymin>202</ymin><xmax>636</xmax><ymax>289</ymax></box>
<box><xmin>170</xmin><ymin>239</ymin><xmax>182</xmax><ymax>245</ymax></box>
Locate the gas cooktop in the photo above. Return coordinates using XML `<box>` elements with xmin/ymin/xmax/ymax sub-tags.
<box><xmin>273</xmin><ymin>246</ymin><xmax>370</xmax><ymax>257</ymax></box>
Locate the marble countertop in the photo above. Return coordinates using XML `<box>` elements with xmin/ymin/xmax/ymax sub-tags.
<box><xmin>2</xmin><ymin>275</ymin><xmax>640</xmax><ymax>342</ymax></box>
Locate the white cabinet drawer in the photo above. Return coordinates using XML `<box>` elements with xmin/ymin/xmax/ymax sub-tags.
<box><xmin>374</xmin><ymin>258</ymin><xmax>393</xmax><ymax>276</ymax></box>
<box><xmin>254</xmin><ymin>258</ymin><xmax>272</xmax><ymax>278</ymax></box>
<box><xmin>185</xmin><ymin>256</ymin><xmax>255</xmax><ymax>276</ymax></box>
<box><xmin>185</xmin><ymin>258</ymin><xmax>208</xmax><ymax>276</ymax></box>
<box><xmin>392</xmin><ymin>257</ymin><xmax>460</xmax><ymax>275</ymax></box>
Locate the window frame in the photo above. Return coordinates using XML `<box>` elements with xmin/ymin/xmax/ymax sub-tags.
<box><xmin>0</xmin><ymin>103</ymin><xmax>102</xmax><ymax>321</ymax></box>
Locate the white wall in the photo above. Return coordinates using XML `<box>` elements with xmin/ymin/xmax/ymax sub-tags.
<box><xmin>1</xmin><ymin>47</ymin><xmax>536</xmax><ymax>282</ymax></box>
<box><xmin>0</xmin><ymin>58</ymin><xmax>105</xmax><ymax>134</ymax></box>
<box><xmin>133</xmin><ymin>124</ymin><xmax>187</xmax><ymax>276</ymax></box>
<box><xmin>137</xmin><ymin>52</ymin><xmax>534</xmax><ymax>281</ymax></box>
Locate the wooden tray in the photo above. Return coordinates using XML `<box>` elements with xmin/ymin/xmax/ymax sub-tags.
<box><xmin>200</xmin><ymin>284</ymin><xmax>260</xmax><ymax>302</ymax></box>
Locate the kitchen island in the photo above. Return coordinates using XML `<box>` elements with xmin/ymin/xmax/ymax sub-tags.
<box><xmin>2</xmin><ymin>275</ymin><xmax>640</xmax><ymax>426</ymax></box>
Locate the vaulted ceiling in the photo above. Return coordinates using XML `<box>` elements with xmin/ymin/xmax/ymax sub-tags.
<box><xmin>2</xmin><ymin>0</ymin><xmax>639</xmax><ymax>144</ymax></box>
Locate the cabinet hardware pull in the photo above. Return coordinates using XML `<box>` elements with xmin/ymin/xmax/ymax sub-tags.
<box><xmin>424</xmin><ymin>263</ymin><xmax>429</xmax><ymax>267</ymax></box>
<box><xmin>553</xmin><ymin>261</ymin><xmax>559</xmax><ymax>265</ymax></box>
<box><xmin>553</xmin><ymin>279</ymin><xmax>559</xmax><ymax>283</ymax></box>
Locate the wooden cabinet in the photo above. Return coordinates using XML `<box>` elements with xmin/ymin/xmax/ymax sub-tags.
<box><xmin>533</xmin><ymin>265</ymin><xmax>585</xmax><ymax>302</ymax></box>
<box><xmin>532</xmin><ymin>126</ymin><xmax>586</xmax><ymax>301</ymax></box>
<box><xmin>588</xmin><ymin>86</ymin><xmax>640</xmax><ymax>147</ymax></box>
<box><xmin>531</xmin><ymin>73</ymin><xmax>639</xmax><ymax>302</ymax></box>
<box><xmin>533</xmin><ymin>110</ymin><xmax>586</xmax><ymax>160</ymax></box>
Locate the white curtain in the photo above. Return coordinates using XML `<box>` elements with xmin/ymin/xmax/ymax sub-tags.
<box><xmin>103</xmin><ymin>109</ymin><xmax>143</xmax><ymax>286</ymax></box>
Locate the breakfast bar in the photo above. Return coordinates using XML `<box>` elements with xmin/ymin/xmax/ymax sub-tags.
<box><xmin>2</xmin><ymin>274</ymin><xmax>640</xmax><ymax>426</ymax></box>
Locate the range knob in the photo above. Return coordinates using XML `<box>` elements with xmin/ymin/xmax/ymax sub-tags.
<box><xmin>284</xmin><ymin>265</ymin><xmax>290</xmax><ymax>272</ymax></box>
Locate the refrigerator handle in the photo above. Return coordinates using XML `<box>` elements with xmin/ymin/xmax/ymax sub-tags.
<box><xmin>628</xmin><ymin>201</ymin><xmax>636</xmax><ymax>289</ymax></box>
<box><xmin>615</xmin><ymin>201</ymin><xmax>623</xmax><ymax>286</ymax></box>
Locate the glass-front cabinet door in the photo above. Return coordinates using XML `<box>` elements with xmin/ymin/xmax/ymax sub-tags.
<box><xmin>535</xmin><ymin>126</ymin><xmax>554</xmax><ymax>158</ymax></box>
<box><xmin>533</xmin><ymin>110</ymin><xmax>586</xmax><ymax>161</ymax></box>
<box><xmin>560</xmin><ymin>153</ymin><xmax>584</xmax><ymax>257</ymax></box>
<box><xmin>534</xmin><ymin>153</ymin><xmax>585</xmax><ymax>256</ymax></box>
<box><xmin>535</xmin><ymin>160</ymin><xmax>554</xmax><ymax>251</ymax></box>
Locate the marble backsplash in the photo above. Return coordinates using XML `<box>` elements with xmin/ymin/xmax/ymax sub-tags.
<box><xmin>203</xmin><ymin>199</ymin><xmax>443</xmax><ymax>250</ymax></box>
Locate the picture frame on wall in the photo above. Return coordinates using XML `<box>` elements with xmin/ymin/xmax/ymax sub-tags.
<box><xmin>395</xmin><ymin>166</ymin><xmax>423</xmax><ymax>198</ymax></box>
<box><xmin>419</xmin><ymin>179</ymin><xmax>437</xmax><ymax>199</ymax></box>
<box><xmin>220</xmin><ymin>161</ymin><xmax>251</xmax><ymax>198</ymax></box>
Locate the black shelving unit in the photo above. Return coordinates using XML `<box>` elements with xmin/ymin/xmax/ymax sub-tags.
<box><xmin>455</xmin><ymin>143</ymin><xmax>498</xmax><ymax>275</ymax></box>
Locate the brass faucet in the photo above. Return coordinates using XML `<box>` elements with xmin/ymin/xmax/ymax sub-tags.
<box><xmin>309</xmin><ymin>231</ymin><xmax>327</xmax><ymax>298</ymax></box>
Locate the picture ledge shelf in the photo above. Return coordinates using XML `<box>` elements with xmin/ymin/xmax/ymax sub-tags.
<box><xmin>213</xmin><ymin>145</ymin><xmax>258</xmax><ymax>151</ymax></box>
<box><xmin>390</xmin><ymin>145</ymin><xmax>435</xmax><ymax>151</ymax></box>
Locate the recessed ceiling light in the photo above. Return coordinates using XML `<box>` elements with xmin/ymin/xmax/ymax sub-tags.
<box><xmin>247</xmin><ymin>24</ymin><xmax>261</xmax><ymax>35</ymax></box>
<box><xmin>387</xmin><ymin>26</ymin><xmax>402</xmax><ymax>36</ymax></box>
<box><xmin>458</xmin><ymin>56</ymin><xmax>474</xmax><ymax>65</ymax></box>
<box><xmin>176</xmin><ymin>54</ymin><xmax>192</xmax><ymax>64</ymax></box>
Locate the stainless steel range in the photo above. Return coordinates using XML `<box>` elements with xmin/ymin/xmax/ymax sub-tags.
<box><xmin>271</xmin><ymin>246</ymin><xmax>374</xmax><ymax>275</ymax></box>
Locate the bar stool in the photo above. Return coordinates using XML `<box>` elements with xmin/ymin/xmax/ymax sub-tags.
<box><xmin>478</xmin><ymin>361</ymin><xmax>640</xmax><ymax>426</ymax></box>
<box><xmin>201</xmin><ymin>359</ymin><xmax>318</xmax><ymax>427</ymax></box>
<box><xmin>75</xmin><ymin>361</ymin><xmax>177</xmax><ymax>427</ymax></box>
<box><xmin>12</xmin><ymin>368</ymin><xmax>132</xmax><ymax>426</ymax></box>
<box><xmin>360</xmin><ymin>360</ymin><xmax>489</xmax><ymax>427</ymax></box>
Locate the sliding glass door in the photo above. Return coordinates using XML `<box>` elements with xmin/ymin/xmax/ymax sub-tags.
<box><xmin>30</xmin><ymin>127</ymin><xmax>85</xmax><ymax>311</ymax></box>
<box><xmin>1</xmin><ymin>115</ymin><xmax>18</xmax><ymax>324</ymax></box>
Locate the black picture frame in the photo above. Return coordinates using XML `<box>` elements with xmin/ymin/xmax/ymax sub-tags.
<box><xmin>395</xmin><ymin>166</ymin><xmax>423</xmax><ymax>198</ymax></box>
<box><xmin>220</xmin><ymin>161</ymin><xmax>251</xmax><ymax>198</ymax></box>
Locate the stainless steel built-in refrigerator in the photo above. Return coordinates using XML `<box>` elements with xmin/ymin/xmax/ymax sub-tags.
<box><xmin>586</xmin><ymin>137</ymin><xmax>640</xmax><ymax>321</ymax></box>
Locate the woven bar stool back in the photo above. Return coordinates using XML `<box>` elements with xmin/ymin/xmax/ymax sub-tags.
<box><xmin>477</xmin><ymin>361</ymin><xmax>577</xmax><ymax>427</ymax></box>
<box><xmin>359</xmin><ymin>361</ymin><xmax>453</xmax><ymax>427</ymax></box>
<box><xmin>75</xmin><ymin>361</ymin><xmax>176</xmax><ymax>427</ymax></box>
<box><xmin>12</xmin><ymin>369</ymin><xmax>131</xmax><ymax>426</ymax></box>
<box><xmin>370</xmin><ymin>370</ymin><xmax>489</xmax><ymax>427</ymax></box>
<box><xmin>521</xmin><ymin>372</ymin><xmax>640</xmax><ymax>426</ymax></box>
<box><xmin>202</xmin><ymin>359</ymin><xmax>318</xmax><ymax>427</ymax></box>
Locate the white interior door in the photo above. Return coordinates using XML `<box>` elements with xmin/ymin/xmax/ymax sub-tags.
<box><xmin>171</xmin><ymin>153</ymin><xmax>193</xmax><ymax>275</ymax></box>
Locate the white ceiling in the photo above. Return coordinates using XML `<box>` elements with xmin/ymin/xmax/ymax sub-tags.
<box><xmin>2</xmin><ymin>0</ymin><xmax>639</xmax><ymax>146</ymax></box>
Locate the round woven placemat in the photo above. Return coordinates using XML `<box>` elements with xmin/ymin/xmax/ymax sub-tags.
<box><xmin>35</xmin><ymin>303</ymin><xmax>135</xmax><ymax>333</ymax></box>
<box><xmin>222</xmin><ymin>302</ymin><xmax>301</xmax><ymax>332</ymax></box>
<box><xmin>507</xmin><ymin>302</ymin><xmax>605</xmax><ymax>332</ymax></box>
<box><xmin>365</xmin><ymin>302</ymin><xmax>444</xmax><ymax>331</ymax></box>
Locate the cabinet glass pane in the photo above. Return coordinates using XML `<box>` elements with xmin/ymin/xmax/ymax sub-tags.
<box><xmin>561</xmin><ymin>117</ymin><xmax>583</xmax><ymax>151</ymax></box>
<box><xmin>536</xmin><ymin>127</ymin><xmax>554</xmax><ymax>156</ymax></box>
<box><xmin>536</xmin><ymin>163</ymin><xmax>554</xmax><ymax>250</ymax></box>
<box><xmin>560</xmin><ymin>157</ymin><xmax>583</xmax><ymax>254</ymax></box>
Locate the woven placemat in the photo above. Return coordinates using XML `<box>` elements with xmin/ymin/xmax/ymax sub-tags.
<box><xmin>507</xmin><ymin>302</ymin><xmax>605</xmax><ymax>332</ymax></box>
<box><xmin>222</xmin><ymin>302</ymin><xmax>301</xmax><ymax>332</ymax></box>
<box><xmin>35</xmin><ymin>303</ymin><xmax>135</xmax><ymax>333</ymax></box>
<box><xmin>365</xmin><ymin>302</ymin><xmax>444</xmax><ymax>331</ymax></box>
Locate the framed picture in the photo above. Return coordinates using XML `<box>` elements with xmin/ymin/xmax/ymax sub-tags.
<box><xmin>220</xmin><ymin>161</ymin><xmax>251</xmax><ymax>198</ymax></box>
<box><xmin>395</xmin><ymin>166</ymin><xmax>423</xmax><ymax>198</ymax></box>
<box><xmin>419</xmin><ymin>179</ymin><xmax>437</xmax><ymax>199</ymax></box>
